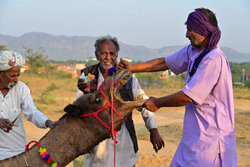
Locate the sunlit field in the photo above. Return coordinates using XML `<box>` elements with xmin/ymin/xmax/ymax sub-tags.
<box><xmin>19</xmin><ymin>72</ymin><xmax>250</xmax><ymax>167</ymax></box>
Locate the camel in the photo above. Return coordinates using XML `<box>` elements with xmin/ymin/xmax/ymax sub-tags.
<box><xmin>0</xmin><ymin>69</ymin><xmax>145</xmax><ymax>167</ymax></box>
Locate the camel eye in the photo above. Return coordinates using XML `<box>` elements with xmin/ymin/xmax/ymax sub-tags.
<box><xmin>95</xmin><ymin>98</ymin><xmax>102</xmax><ymax>104</ymax></box>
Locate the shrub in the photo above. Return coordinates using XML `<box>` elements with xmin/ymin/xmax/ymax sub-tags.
<box><xmin>233</xmin><ymin>86</ymin><xmax>250</xmax><ymax>99</ymax></box>
<box><xmin>52</xmin><ymin>71</ymin><xmax>73</xmax><ymax>79</ymax></box>
<box><xmin>45</xmin><ymin>83</ymin><xmax>60</xmax><ymax>92</ymax></box>
<box><xmin>244</xmin><ymin>80</ymin><xmax>250</xmax><ymax>88</ymax></box>
<box><xmin>73</xmin><ymin>159</ymin><xmax>84</xmax><ymax>167</ymax></box>
<box><xmin>40</xmin><ymin>94</ymin><xmax>56</xmax><ymax>105</ymax></box>
<box><xmin>40</xmin><ymin>83</ymin><xmax>60</xmax><ymax>104</ymax></box>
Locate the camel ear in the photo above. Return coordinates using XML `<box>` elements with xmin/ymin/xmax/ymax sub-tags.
<box><xmin>64</xmin><ymin>104</ymin><xmax>81</xmax><ymax>116</ymax></box>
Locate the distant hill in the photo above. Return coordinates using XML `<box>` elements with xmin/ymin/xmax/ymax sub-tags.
<box><xmin>0</xmin><ymin>32</ymin><xmax>250</xmax><ymax>62</ymax></box>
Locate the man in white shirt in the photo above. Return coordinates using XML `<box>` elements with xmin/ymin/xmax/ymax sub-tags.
<box><xmin>0</xmin><ymin>50</ymin><xmax>56</xmax><ymax>160</ymax></box>
<box><xmin>77</xmin><ymin>35</ymin><xmax>164</xmax><ymax>167</ymax></box>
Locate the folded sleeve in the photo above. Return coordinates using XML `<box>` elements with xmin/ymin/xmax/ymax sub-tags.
<box><xmin>20</xmin><ymin>83</ymin><xmax>48</xmax><ymax>128</ymax></box>
<box><xmin>165</xmin><ymin>46</ymin><xmax>190</xmax><ymax>75</ymax></box>
<box><xmin>132</xmin><ymin>75</ymin><xmax>157</xmax><ymax>130</ymax></box>
<box><xmin>183</xmin><ymin>55</ymin><xmax>221</xmax><ymax>105</ymax></box>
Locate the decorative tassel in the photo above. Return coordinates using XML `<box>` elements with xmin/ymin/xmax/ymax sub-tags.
<box><xmin>106</xmin><ymin>67</ymin><xmax>116</xmax><ymax>76</ymax></box>
<box><xmin>41</xmin><ymin>152</ymin><xmax>49</xmax><ymax>158</ymax></box>
<box><xmin>38</xmin><ymin>147</ymin><xmax>59</xmax><ymax>167</ymax></box>
<box><xmin>39</xmin><ymin>148</ymin><xmax>47</xmax><ymax>154</ymax></box>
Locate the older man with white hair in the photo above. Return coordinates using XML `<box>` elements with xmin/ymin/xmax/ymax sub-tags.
<box><xmin>0</xmin><ymin>50</ymin><xmax>56</xmax><ymax>160</ymax></box>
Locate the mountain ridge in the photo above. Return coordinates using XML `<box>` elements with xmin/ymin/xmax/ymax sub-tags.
<box><xmin>1</xmin><ymin>32</ymin><xmax>250</xmax><ymax>62</ymax></box>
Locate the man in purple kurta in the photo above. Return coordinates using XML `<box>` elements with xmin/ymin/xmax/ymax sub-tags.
<box><xmin>117</xmin><ymin>7</ymin><xmax>237</xmax><ymax>167</ymax></box>
<box><xmin>166</xmin><ymin>45</ymin><xmax>236</xmax><ymax>166</ymax></box>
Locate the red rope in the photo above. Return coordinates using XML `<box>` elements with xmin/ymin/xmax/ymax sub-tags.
<box><xmin>80</xmin><ymin>87</ymin><xmax>121</xmax><ymax>167</ymax></box>
<box><xmin>80</xmin><ymin>87</ymin><xmax>123</xmax><ymax>143</ymax></box>
<box><xmin>110</xmin><ymin>85</ymin><xmax>116</xmax><ymax>167</ymax></box>
<box><xmin>25</xmin><ymin>140</ymin><xmax>41</xmax><ymax>151</ymax></box>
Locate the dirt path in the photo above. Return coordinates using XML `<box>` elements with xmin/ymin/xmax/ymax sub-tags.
<box><xmin>133</xmin><ymin>107</ymin><xmax>184</xmax><ymax>167</ymax></box>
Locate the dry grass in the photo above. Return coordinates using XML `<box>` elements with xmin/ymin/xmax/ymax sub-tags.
<box><xmin>234</xmin><ymin>87</ymin><xmax>250</xmax><ymax>100</ymax></box>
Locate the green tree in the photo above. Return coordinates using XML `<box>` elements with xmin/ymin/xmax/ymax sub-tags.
<box><xmin>24</xmin><ymin>47</ymin><xmax>58</xmax><ymax>77</ymax></box>
<box><xmin>244</xmin><ymin>80</ymin><xmax>250</xmax><ymax>88</ymax></box>
<box><xmin>24</xmin><ymin>47</ymin><xmax>73</xmax><ymax>79</ymax></box>
<box><xmin>0</xmin><ymin>45</ymin><xmax>8</xmax><ymax>51</ymax></box>
<box><xmin>24</xmin><ymin>47</ymin><xmax>48</xmax><ymax>74</ymax></box>
<box><xmin>230</xmin><ymin>62</ymin><xmax>250</xmax><ymax>83</ymax></box>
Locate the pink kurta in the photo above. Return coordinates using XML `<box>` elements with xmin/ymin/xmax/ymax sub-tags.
<box><xmin>165</xmin><ymin>45</ymin><xmax>237</xmax><ymax>167</ymax></box>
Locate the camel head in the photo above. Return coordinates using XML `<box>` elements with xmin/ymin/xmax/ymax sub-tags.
<box><xmin>33</xmin><ymin>69</ymin><xmax>146</xmax><ymax>166</ymax></box>
<box><xmin>64</xmin><ymin>69</ymin><xmax>146</xmax><ymax>132</ymax></box>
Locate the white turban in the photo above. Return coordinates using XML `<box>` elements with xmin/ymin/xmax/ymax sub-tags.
<box><xmin>0</xmin><ymin>50</ymin><xmax>25</xmax><ymax>71</ymax></box>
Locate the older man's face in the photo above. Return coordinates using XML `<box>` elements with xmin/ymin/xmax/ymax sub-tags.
<box><xmin>0</xmin><ymin>66</ymin><xmax>20</xmax><ymax>89</ymax></box>
<box><xmin>96</xmin><ymin>41</ymin><xmax>118</xmax><ymax>70</ymax></box>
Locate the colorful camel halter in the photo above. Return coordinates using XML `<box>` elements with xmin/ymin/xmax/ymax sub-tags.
<box><xmin>80</xmin><ymin>67</ymin><xmax>121</xmax><ymax>167</ymax></box>
<box><xmin>25</xmin><ymin>140</ymin><xmax>59</xmax><ymax>167</ymax></box>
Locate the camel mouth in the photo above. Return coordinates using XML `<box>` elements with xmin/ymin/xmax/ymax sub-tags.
<box><xmin>114</xmin><ymin>69</ymin><xmax>132</xmax><ymax>88</ymax></box>
<box><xmin>113</xmin><ymin>69</ymin><xmax>146</xmax><ymax>106</ymax></box>
<box><xmin>113</xmin><ymin>69</ymin><xmax>132</xmax><ymax>102</ymax></box>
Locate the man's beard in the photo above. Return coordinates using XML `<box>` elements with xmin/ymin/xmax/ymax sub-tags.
<box><xmin>188</xmin><ymin>38</ymin><xmax>196</xmax><ymax>47</ymax></box>
<box><xmin>100</xmin><ymin>60</ymin><xmax>116</xmax><ymax>70</ymax></box>
<box><xmin>7</xmin><ymin>82</ymin><xmax>16</xmax><ymax>89</ymax></box>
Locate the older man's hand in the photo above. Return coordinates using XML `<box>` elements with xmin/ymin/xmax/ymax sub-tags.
<box><xmin>45</xmin><ymin>120</ymin><xmax>58</xmax><ymax>129</ymax></box>
<box><xmin>150</xmin><ymin>128</ymin><xmax>165</xmax><ymax>153</ymax></box>
<box><xmin>77</xmin><ymin>78</ymin><xmax>90</xmax><ymax>94</ymax></box>
<box><xmin>0</xmin><ymin>118</ymin><xmax>13</xmax><ymax>132</ymax></box>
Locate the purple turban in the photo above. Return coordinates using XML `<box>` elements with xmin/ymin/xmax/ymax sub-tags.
<box><xmin>186</xmin><ymin>9</ymin><xmax>221</xmax><ymax>76</ymax></box>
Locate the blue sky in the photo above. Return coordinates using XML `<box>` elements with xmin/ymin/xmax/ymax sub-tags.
<box><xmin>0</xmin><ymin>0</ymin><xmax>250</xmax><ymax>53</ymax></box>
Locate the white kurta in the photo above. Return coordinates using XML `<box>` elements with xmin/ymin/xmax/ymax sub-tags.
<box><xmin>0</xmin><ymin>81</ymin><xmax>48</xmax><ymax>160</ymax></box>
<box><xmin>76</xmin><ymin>69</ymin><xmax>157</xmax><ymax>167</ymax></box>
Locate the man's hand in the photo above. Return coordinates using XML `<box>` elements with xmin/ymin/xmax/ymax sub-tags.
<box><xmin>150</xmin><ymin>128</ymin><xmax>165</xmax><ymax>153</ymax></box>
<box><xmin>45</xmin><ymin>120</ymin><xmax>58</xmax><ymax>129</ymax></box>
<box><xmin>0</xmin><ymin>118</ymin><xmax>13</xmax><ymax>132</ymax></box>
<box><xmin>116</xmin><ymin>58</ymin><xmax>134</xmax><ymax>72</ymax></box>
<box><xmin>143</xmin><ymin>97</ymin><xmax>160</xmax><ymax>112</ymax></box>
<box><xmin>77</xmin><ymin>78</ymin><xmax>90</xmax><ymax>94</ymax></box>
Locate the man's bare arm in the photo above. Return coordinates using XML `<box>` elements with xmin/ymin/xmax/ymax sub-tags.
<box><xmin>117</xmin><ymin>57</ymin><xmax>168</xmax><ymax>73</ymax></box>
<box><xmin>143</xmin><ymin>91</ymin><xmax>193</xmax><ymax>112</ymax></box>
